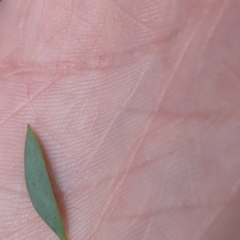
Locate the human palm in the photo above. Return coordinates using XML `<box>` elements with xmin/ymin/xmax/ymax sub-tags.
<box><xmin>1</xmin><ymin>1</ymin><xmax>240</xmax><ymax>239</ymax></box>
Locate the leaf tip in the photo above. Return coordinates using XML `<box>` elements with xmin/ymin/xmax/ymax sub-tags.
<box><xmin>26</xmin><ymin>124</ymin><xmax>34</xmax><ymax>135</ymax></box>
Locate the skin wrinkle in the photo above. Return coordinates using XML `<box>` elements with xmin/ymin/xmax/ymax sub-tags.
<box><xmin>33</xmin><ymin>122</ymin><xmax>66</xmax><ymax>148</ymax></box>
<box><xmin>87</xmin><ymin>103</ymin><xmax>100</xmax><ymax>138</ymax></box>
<box><xmin>198</xmin><ymin>206</ymin><xmax>227</xmax><ymax>240</ymax></box>
<box><xmin>213</xmin><ymin>180</ymin><xmax>240</xmax><ymax>237</ymax></box>
<box><xmin>27</xmin><ymin>2</ymin><xmax>75</xmax><ymax>66</ymax></box>
<box><xmin>0</xmin><ymin>76</ymin><xmax>61</xmax><ymax>127</ymax></box>
<box><xmin>199</xmin><ymin>175</ymin><xmax>240</xmax><ymax>239</ymax></box>
<box><xmin>157</xmin><ymin>23</ymin><xmax>199</xmax><ymax>108</ymax></box>
<box><xmin>79</xmin><ymin>52</ymin><xmax>152</xmax><ymax>175</ymax></box>
<box><xmin>108</xmin><ymin>201</ymin><xmax>225</xmax><ymax>221</ymax></box>
<box><xmin>199</xmin><ymin>0</ymin><xmax>229</xmax><ymax>54</ymax></box>
<box><xmin>92</xmin><ymin>112</ymin><xmax>183</xmax><ymax>186</ymax></box>
<box><xmin>85</xmin><ymin>78</ymin><xmax>150</xmax><ymax>240</ymax></box>
<box><xmin>0</xmin><ymin>30</ymin><xmax>176</xmax><ymax>80</ymax></box>
<box><xmin>26</xmin><ymin>82</ymin><xmax>40</xmax><ymax>123</ymax></box>
<box><xmin>20</xmin><ymin>2</ymin><xmax>39</xmax><ymax>49</ymax></box>
<box><xmin>60</xmin><ymin>1</ymin><xmax>99</xmax><ymax>47</ymax></box>
<box><xmin>13</xmin><ymin>1</ymin><xmax>31</xmax><ymax>41</ymax></box>
<box><xmin>114</xmin><ymin>1</ymin><xmax>158</xmax><ymax>33</ymax></box>
<box><xmin>53</xmin><ymin>0</ymin><xmax>75</xmax><ymax>12</ymax></box>
<box><xmin>61</xmin><ymin>95</ymin><xmax>89</xmax><ymax>134</ymax></box>
<box><xmin>86</xmin><ymin>49</ymin><xmax>159</xmax><ymax>239</ymax></box>
<box><xmin>193</xmin><ymin>1</ymin><xmax>229</xmax><ymax>84</ymax></box>
<box><xmin>87</xmin><ymin>116</ymin><xmax>154</xmax><ymax>240</ymax></box>
<box><xmin>67</xmin><ymin>130</ymin><xmax>168</xmax><ymax>197</ymax></box>
<box><xmin>55</xmin><ymin>1</ymin><xmax>106</xmax><ymax>63</ymax></box>
<box><xmin>93</xmin><ymin>124</ymin><xmax>157</xmax><ymax>237</ymax></box>
<box><xmin>113</xmin><ymin>103</ymin><xmax>232</xmax><ymax>122</ymax></box>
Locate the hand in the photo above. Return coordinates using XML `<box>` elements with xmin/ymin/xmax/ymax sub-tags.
<box><xmin>0</xmin><ymin>1</ymin><xmax>239</xmax><ymax>239</ymax></box>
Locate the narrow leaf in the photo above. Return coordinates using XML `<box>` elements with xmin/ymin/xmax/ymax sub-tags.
<box><xmin>24</xmin><ymin>124</ymin><xmax>67</xmax><ymax>240</ymax></box>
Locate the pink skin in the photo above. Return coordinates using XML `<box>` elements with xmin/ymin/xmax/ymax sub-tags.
<box><xmin>0</xmin><ymin>0</ymin><xmax>240</xmax><ymax>239</ymax></box>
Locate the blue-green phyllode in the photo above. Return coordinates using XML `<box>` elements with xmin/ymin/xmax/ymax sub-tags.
<box><xmin>24</xmin><ymin>124</ymin><xmax>68</xmax><ymax>240</ymax></box>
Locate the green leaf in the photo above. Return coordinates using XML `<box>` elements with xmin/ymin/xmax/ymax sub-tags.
<box><xmin>24</xmin><ymin>124</ymin><xmax>68</xmax><ymax>240</ymax></box>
